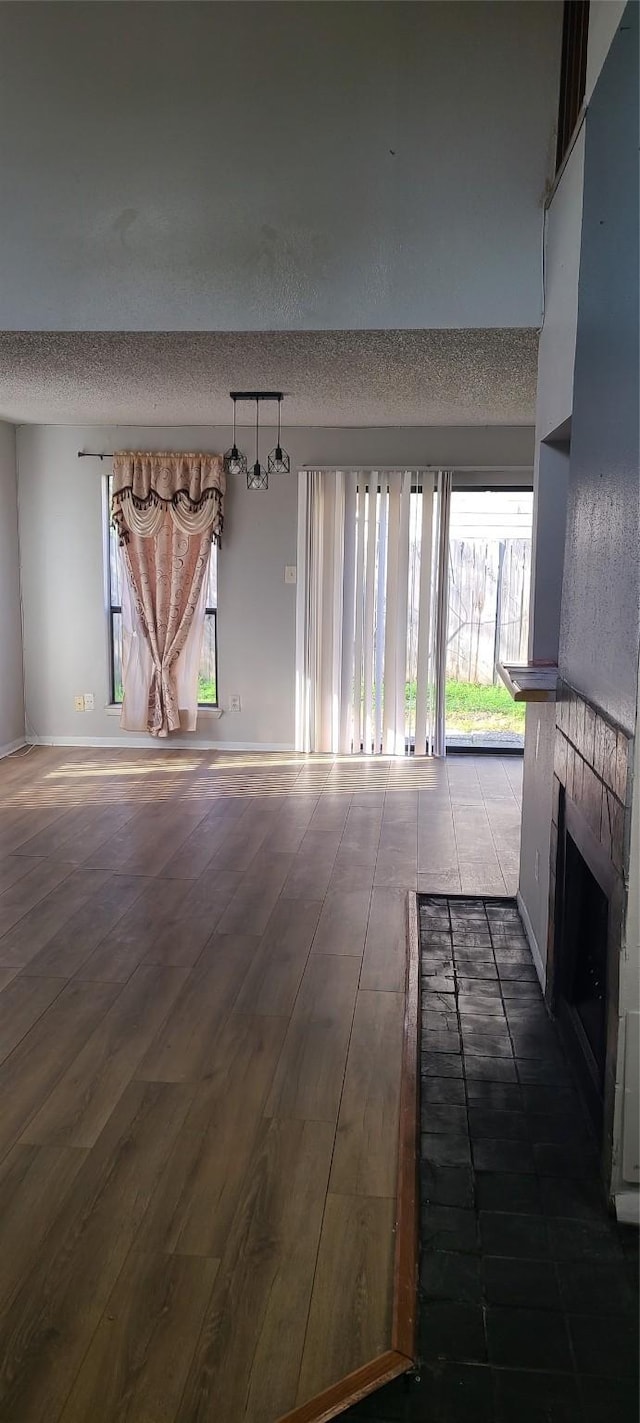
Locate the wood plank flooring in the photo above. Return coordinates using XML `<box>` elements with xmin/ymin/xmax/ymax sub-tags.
<box><xmin>0</xmin><ymin>746</ymin><xmax>522</xmax><ymax>1423</ymax></box>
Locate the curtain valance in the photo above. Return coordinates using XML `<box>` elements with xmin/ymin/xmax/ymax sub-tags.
<box><xmin>111</xmin><ymin>451</ymin><xmax>225</xmax><ymax>544</ymax></box>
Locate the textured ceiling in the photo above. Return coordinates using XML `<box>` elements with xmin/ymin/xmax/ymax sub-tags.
<box><xmin>0</xmin><ymin>329</ymin><xmax>538</xmax><ymax>428</ymax></box>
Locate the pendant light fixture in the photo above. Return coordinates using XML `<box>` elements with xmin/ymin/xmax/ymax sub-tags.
<box><xmin>247</xmin><ymin>396</ymin><xmax>268</xmax><ymax>490</ymax></box>
<box><xmin>268</xmin><ymin>395</ymin><xmax>291</xmax><ymax>474</ymax></box>
<box><xmin>225</xmin><ymin>393</ymin><xmax>289</xmax><ymax>490</ymax></box>
<box><xmin>224</xmin><ymin>396</ymin><xmax>248</xmax><ymax>479</ymax></box>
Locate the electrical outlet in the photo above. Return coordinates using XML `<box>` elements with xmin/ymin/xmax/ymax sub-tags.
<box><xmin>229</xmin><ymin>694</ymin><xmax>241</xmax><ymax>712</ymax></box>
<box><xmin>285</xmin><ymin>565</ymin><xmax>297</xmax><ymax>585</ymax></box>
<box><xmin>74</xmin><ymin>695</ymin><xmax>84</xmax><ymax>712</ymax></box>
<box><xmin>83</xmin><ymin>692</ymin><xmax>95</xmax><ymax>711</ymax></box>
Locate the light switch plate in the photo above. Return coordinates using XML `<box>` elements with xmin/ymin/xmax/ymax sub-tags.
<box><xmin>285</xmin><ymin>565</ymin><xmax>297</xmax><ymax>585</ymax></box>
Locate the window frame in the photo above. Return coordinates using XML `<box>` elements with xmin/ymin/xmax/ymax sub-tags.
<box><xmin>104</xmin><ymin>476</ymin><xmax>219</xmax><ymax>710</ymax></box>
<box><xmin>198</xmin><ymin>604</ymin><xmax>219</xmax><ymax>710</ymax></box>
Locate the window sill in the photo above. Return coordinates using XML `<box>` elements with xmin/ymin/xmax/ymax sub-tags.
<box><xmin>104</xmin><ymin>704</ymin><xmax>223</xmax><ymax>719</ymax></box>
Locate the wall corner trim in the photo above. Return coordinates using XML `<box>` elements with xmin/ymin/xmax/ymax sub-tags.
<box><xmin>27</xmin><ymin>736</ymin><xmax>295</xmax><ymax>753</ymax></box>
<box><xmin>0</xmin><ymin>738</ymin><xmax>27</xmax><ymax>761</ymax></box>
<box><xmin>517</xmin><ymin>889</ymin><xmax>546</xmax><ymax>989</ymax></box>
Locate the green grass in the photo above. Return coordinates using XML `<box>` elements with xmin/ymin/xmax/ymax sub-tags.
<box><xmin>112</xmin><ymin>675</ymin><xmax>217</xmax><ymax>708</ymax></box>
<box><xmin>406</xmin><ymin>678</ymin><xmax>525</xmax><ymax>734</ymax></box>
<box><xmin>115</xmin><ymin>674</ymin><xmax>513</xmax><ymax>730</ymax></box>
<box><xmin>197</xmin><ymin>675</ymin><xmax>218</xmax><ymax>706</ymax></box>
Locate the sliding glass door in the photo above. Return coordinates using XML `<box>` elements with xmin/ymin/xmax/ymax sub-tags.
<box><xmin>444</xmin><ymin>489</ymin><xmax>533</xmax><ymax>750</ymax></box>
<box><xmin>296</xmin><ymin>472</ymin><xmax>533</xmax><ymax>757</ymax></box>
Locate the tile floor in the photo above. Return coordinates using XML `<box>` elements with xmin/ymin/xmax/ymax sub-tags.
<box><xmin>342</xmin><ymin>895</ymin><xmax>639</xmax><ymax>1423</ymax></box>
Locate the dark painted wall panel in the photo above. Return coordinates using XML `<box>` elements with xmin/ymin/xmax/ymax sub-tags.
<box><xmin>559</xmin><ymin>0</ymin><xmax>639</xmax><ymax>734</ymax></box>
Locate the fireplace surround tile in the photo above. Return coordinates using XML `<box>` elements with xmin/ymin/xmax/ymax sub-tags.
<box><xmin>572</xmin><ymin>748</ymin><xmax>584</xmax><ymax>808</ymax></box>
<box><xmin>573</xmin><ymin>695</ymin><xmax>585</xmax><ymax>763</ymax></box>
<box><xmin>601</xmin><ymin>787</ymin><xmax>625</xmax><ymax>873</ymax></box>
<box><xmin>593</xmin><ymin>710</ymin><xmax>607</xmax><ymax>782</ymax></box>
<box><xmin>600</xmin><ymin>719</ymin><xmax>619</xmax><ymax>794</ymax></box>
<box><xmin>554</xmin><ymin>732</ymin><xmax>568</xmax><ymax>786</ymax></box>
<box><xmin>581</xmin><ymin>762</ymin><xmax>602</xmax><ymax>841</ymax></box>
<box><xmin>583</xmin><ymin>702</ymin><xmax>597</xmax><ymax>768</ymax></box>
<box><xmin>614</xmin><ymin>730</ymin><xmax>630</xmax><ymax>805</ymax></box>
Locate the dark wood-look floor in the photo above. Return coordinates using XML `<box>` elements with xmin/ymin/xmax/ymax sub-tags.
<box><xmin>0</xmin><ymin>746</ymin><xmax>522</xmax><ymax>1423</ymax></box>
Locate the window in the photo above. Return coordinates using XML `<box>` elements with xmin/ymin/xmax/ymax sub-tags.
<box><xmin>556</xmin><ymin>0</ymin><xmax>590</xmax><ymax>172</ymax></box>
<box><xmin>106</xmin><ymin>477</ymin><xmax>218</xmax><ymax>707</ymax></box>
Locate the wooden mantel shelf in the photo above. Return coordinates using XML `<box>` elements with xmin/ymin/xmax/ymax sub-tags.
<box><xmin>497</xmin><ymin>661</ymin><xmax>558</xmax><ymax>703</ymax></box>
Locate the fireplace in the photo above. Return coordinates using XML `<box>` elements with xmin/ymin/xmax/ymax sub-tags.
<box><xmin>553</xmin><ymin>790</ymin><xmax>615</xmax><ymax>1130</ymax></box>
<box><xmin>549</xmin><ymin>681</ymin><xmax>632</xmax><ymax>1177</ymax></box>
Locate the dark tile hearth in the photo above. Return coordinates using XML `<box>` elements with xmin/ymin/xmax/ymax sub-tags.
<box><xmin>341</xmin><ymin>895</ymin><xmax>639</xmax><ymax>1423</ymax></box>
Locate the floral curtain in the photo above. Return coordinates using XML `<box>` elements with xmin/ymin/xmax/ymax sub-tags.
<box><xmin>111</xmin><ymin>451</ymin><xmax>225</xmax><ymax>737</ymax></box>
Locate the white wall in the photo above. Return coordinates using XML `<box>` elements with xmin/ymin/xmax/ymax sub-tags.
<box><xmin>519</xmin><ymin>1</ymin><xmax>639</xmax><ymax>977</ymax></box>
<box><xmin>558</xmin><ymin>3</ymin><xmax>639</xmax><ymax>738</ymax></box>
<box><xmin>0</xmin><ymin>1</ymin><xmax>562</xmax><ymax>331</ymax></box>
<box><xmin>17</xmin><ymin>423</ymin><xmax>533</xmax><ymax>749</ymax></box>
<box><xmin>0</xmin><ymin>423</ymin><xmax>26</xmax><ymax>755</ymax></box>
<box><xmin>518</xmin><ymin>704</ymin><xmax>556</xmax><ymax>976</ymax></box>
<box><xmin>585</xmin><ymin>0</ymin><xmax>628</xmax><ymax>102</ymax></box>
<box><xmin>518</xmin><ymin>128</ymin><xmax>585</xmax><ymax>971</ymax></box>
<box><xmin>537</xmin><ymin>130</ymin><xmax>585</xmax><ymax>441</ymax></box>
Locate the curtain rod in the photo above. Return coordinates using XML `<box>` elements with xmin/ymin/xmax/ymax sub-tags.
<box><xmin>300</xmin><ymin>464</ymin><xmax>532</xmax><ymax>473</ymax></box>
<box><xmin>79</xmin><ymin>452</ymin><xmax>532</xmax><ymax>475</ymax></box>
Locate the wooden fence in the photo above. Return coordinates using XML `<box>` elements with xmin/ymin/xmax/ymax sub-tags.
<box><xmin>446</xmin><ymin>538</ymin><xmax>531</xmax><ymax>684</ymax></box>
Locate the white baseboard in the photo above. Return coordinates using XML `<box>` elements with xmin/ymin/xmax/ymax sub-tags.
<box><xmin>28</xmin><ymin>736</ymin><xmax>295</xmax><ymax>753</ymax></box>
<box><xmin>614</xmin><ymin>1190</ymin><xmax>640</xmax><ymax>1227</ymax></box>
<box><xmin>0</xmin><ymin>737</ymin><xmax>27</xmax><ymax>761</ymax></box>
<box><xmin>516</xmin><ymin>889</ymin><xmax>546</xmax><ymax>990</ymax></box>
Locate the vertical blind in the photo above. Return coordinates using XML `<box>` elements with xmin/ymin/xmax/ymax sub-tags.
<box><xmin>296</xmin><ymin>468</ymin><xmax>450</xmax><ymax>756</ymax></box>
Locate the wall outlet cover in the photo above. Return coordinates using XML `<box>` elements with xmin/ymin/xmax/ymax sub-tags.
<box><xmin>229</xmin><ymin>695</ymin><xmax>241</xmax><ymax>712</ymax></box>
<box><xmin>83</xmin><ymin>692</ymin><xmax>95</xmax><ymax>710</ymax></box>
<box><xmin>74</xmin><ymin>695</ymin><xmax>84</xmax><ymax>712</ymax></box>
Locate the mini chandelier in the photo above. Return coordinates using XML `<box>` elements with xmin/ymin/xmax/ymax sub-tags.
<box><xmin>268</xmin><ymin>395</ymin><xmax>290</xmax><ymax>474</ymax></box>
<box><xmin>225</xmin><ymin>392</ymin><xmax>290</xmax><ymax>490</ymax></box>
<box><xmin>248</xmin><ymin>396</ymin><xmax>268</xmax><ymax>491</ymax></box>
<box><xmin>224</xmin><ymin>397</ymin><xmax>248</xmax><ymax>479</ymax></box>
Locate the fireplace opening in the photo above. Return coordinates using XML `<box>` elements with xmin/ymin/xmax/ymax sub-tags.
<box><xmin>554</xmin><ymin>793</ymin><xmax>614</xmax><ymax>1133</ymax></box>
<box><xmin>560</xmin><ymin>834</ymin><xmax>609</xmax><ymax>1085</ymax></box>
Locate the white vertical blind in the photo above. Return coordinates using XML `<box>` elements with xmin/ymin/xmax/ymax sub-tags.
<box><xmin>329</xmin><ymin>471</ymin><xmax>345</xmax><ymax>753</ymax></box>
<box><xmin>296</xmin><ymin>468</ymin><xmax>440</xmax><ymax>757</ymax></box>
<box><xmin>382</xmin><ymin>473</ymin><xmax>401</xmax><ymax>754</ymax></box>
<box><xmin>433</xmin><ymin>469</ymin><xmax>453</xmax><ymax>758</ymax></box>
<box><xmin>295</xmin><ymin>471</ymin><xmax>310</xmax><ymax>753</ymax></box>
<box><xmin>339</xmin><ymin>475</ymin><xmax>357</xmax><ymax>754</ymax></box>
<box><xmin>394</xmin><ymin>471</ymin><xmax>411</xmax><ymax>754</ymax></box>
<box><xmin>374</xmin><ymin>487</ymin><xmax>388</xmax><ymax>755</ymax></box>
<box><xmin>311</xmin><ymin>471</ymin><xmax>326</xmax><ymax>752</ymax></box>
<box><xmin>414</xmin><ymin>471</ymin><xmax>435</xmax><ymax>755</ymax></box>
<box><xmin>362</xmin><ymin>486</ymin><xmax>377</xmax><ymax>755</ymax></box>
<box><xmin>351</xmin><ymin>482</ymin><xmax>366</xmax><ymax>752</ymax></box>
